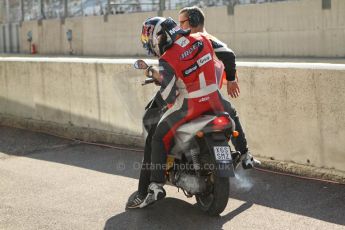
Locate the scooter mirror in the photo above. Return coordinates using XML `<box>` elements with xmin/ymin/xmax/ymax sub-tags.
<box><xmin>134</xmin><ymin>59</ymin><xmax>149</xmax><ymax>69</ymax></box>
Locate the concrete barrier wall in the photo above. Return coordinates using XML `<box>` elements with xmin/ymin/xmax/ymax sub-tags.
<box><xmin>0</xmin><ymin>57</ymin><xmax>158</xmax><ymax>146</ymax></box>
<box><xmin>0</xmin><ymin>57</ymin><xmax>344</xmax><ymax>173</ymax></box>
<box><xmin>16</xmin><ymin>0</ymin><xmax>345</xmax><ymax>57</ymax></box>
<box><xmin>229</xmin><ymin>63</ymin><xmax>345</xmax><ymax>173</ymax></box>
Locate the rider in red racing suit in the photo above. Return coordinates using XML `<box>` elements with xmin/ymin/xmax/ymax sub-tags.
<box><xmin>154</xmin><ymin>33</ymin><xmax>225</xmax><ymax>162</ymax></box>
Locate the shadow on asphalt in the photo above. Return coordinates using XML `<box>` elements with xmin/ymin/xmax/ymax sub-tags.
<box><xmin>104</xmin><ymin>198</ymin><xmax>253</xmax><ymax>230</ymax></box>
<box><xmin>1</xmin><ymin>126</ymin><xmax>344</xmax><ymax>226</ymax></box>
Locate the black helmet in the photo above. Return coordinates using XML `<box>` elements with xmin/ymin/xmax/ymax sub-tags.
<box><xmin>141</xmin><ymin>17</ymin><xmax>190</xmax><ymax>56</ymax></box>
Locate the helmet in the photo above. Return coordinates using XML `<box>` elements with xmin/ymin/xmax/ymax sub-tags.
<box><xmin>141</xmin><ymin>17</ymin><xmax>190</xmax><ymax>56</ymax></box>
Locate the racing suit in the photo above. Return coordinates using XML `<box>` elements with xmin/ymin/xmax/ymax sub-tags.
<box><xmin>149</xmin><ymin>33</ymin><xmax>226</xmax><ymax>183</ymax></box>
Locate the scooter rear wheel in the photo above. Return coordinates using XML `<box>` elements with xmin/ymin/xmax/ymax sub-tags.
<box><xmin>196</xmin><ymin>174</ymin><xmax>229</xmax><ymax>216</ymax></box>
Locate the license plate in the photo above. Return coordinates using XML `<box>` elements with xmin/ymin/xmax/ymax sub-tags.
<box><xmin>214</xmin><ymin>146</ymin><xmax>232</xmax><ymax>161</ymax></box>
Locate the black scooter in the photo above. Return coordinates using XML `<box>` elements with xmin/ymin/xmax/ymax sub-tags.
<box><xmin>134</xmin><ymin>60</ymin><xmax>242</xmax><ymax>216</ymax></box>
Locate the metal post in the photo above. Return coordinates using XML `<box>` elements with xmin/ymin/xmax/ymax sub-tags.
<box><xmin>8</xmin><ymin>22</ymin><xmax>13</xmax><ymax>52</ymax></box>
<box><xmin>5</xmin><ymin>0</ymin><xmax>10</xmax><ymax>23</ymax></box>
<box><xmin>38</xmin><ymin>0</ymin><xmax>46</xmax><ymax>20</ymax></box>
<box><xmin>5</xmin><ymin>0</ymin><xmax>11</xmax><ymax>53</ymax></box>
<box><xmin>2</xmin><ymin>25</ymin><xmax>7</xmax><ymax>53</ymax></box>
<box><xmin>107</xmin><ymin>0</ymin><xmax>110</xmax><ymax>15</ymax></box>
<box><xmin>103</xmin><ymin>0</ymin><xmax>110</xmax><ymax>22</ymax></box>
<box><xmin>81</xmin><ymin>0</ymin><xmax>84</xmax><ymax>16</ymax></box>
<box><xmin>227</xmin><ymin>0</ymin><xmax>235</xmax><ymax>15</ymax></box>
<box><xmin>20</xmin><ymin>0</ymin><xmax>24</xmax><ymax>22</ymax></box>
<box><xmin>158</xmin><ymin>0</ymin><xmax>165</xmax><ymax>17</ymax></box>
<box><xmin>40</xmin><ymin>0</ymin><xmax>45</xmax><ymax>19</ymax></box>
<box><xmin>64</xmin><ymin>0</ymin><xmax>68</xmax><ymax>17</ymax></box>
<box><xmin>160</xmin><ymin>0</ymin><xmax>164</xmax><ymax>10</ymax></box>
<box><xmin>15</xmin><ymin>24</ymin><xmax>19</xmax><ymax>53</ymax></box>
<box><xmin>60</xmin><ymin>0</ymin><xmax>67</xmax><ymax>24</ymax></box>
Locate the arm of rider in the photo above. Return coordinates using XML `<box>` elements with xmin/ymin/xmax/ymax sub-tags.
<box><xmin>227</xmin><ymin>71</ymin><xmax>240</xmax><ymax>98</ymax></box>
<box><xmin>210</xmin><ymin>38</ymin><xmax>240</xmax><ymax>98</ymax></box>
<box><xmin>144</xmin><ymin>66</ymin><xmax>162</xmax><ymax>83</ymax></box>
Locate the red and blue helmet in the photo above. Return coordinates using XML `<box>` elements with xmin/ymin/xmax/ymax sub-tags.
<box><xmin>141</xmin><ymin>17</ymin><xmax>190</xmax><ymax>56</ymax></box>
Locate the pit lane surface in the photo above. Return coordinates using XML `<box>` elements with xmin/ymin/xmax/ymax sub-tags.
<box><xmin>0</xmin><ymin>126</ymin><xmax>344</xmax><ymax>230</ymax></box>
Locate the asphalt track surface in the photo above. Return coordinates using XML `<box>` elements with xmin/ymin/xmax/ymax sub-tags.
<box><xmin>0</xmin><ymin>126</ymin><xmax>344</xmax><ymax>230</ymax></box>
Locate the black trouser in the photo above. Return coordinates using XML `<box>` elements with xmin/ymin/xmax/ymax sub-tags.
<box><xmin>138</xmin><ymin>127</ymin><xmax>155</xmax><ymax>196</ymax></box>
<box><xmin>220</xmin><ymin>96</ymin><xmax>248</xmax><ymax>154</ymax></box>
<box><xmin>137</xmin><ymin>105</ymin><xmax>188</xmax><ymax>194</ymax></box>
<box><xmin>137</xmin><ymin>97</ymin><xmax>248</xmax><ymax>195</ymax></box>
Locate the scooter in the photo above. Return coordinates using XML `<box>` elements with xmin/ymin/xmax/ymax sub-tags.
<box><xmin>134</xmin><ymin>60</ymin><xmax>242</xmax><ymax>216</ymax></box>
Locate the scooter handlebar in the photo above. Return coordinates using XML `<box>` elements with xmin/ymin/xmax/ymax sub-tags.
<box><xmin>141</xmin><ymin>78</ymin><xmax>155</xmax><ymax>86</ymax></box>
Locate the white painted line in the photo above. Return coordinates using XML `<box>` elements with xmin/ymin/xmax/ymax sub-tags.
<box><xmin>237</xmin><ymin>61</ymin><xmax>345</xmax><ymax>70</ymax></box>
<box><xmin>0</xmin><ymin>57</ymin><xmax>345</xmax><ymax>70</ymax></box>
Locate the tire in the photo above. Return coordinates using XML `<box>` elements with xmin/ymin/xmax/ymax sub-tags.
<box><xmin>196</xmin><ymin>175</ymin><xmax>229</xmax><ymax>216</ymax></box>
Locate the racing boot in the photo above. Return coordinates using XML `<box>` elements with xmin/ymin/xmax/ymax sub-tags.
<box><xmin>241</xmin><ymin>150</ymin><xmax>261</xmax><ymax>169</ymax></box>
<box><xmin>140</xmin><ymin>182</ymin><xmax>166</xmax><ymax>208</ymax></box>
<box><xmin>126</xmin><ymin>191</ymin><xmax>147</xmax><ymax>209</ymax></box>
